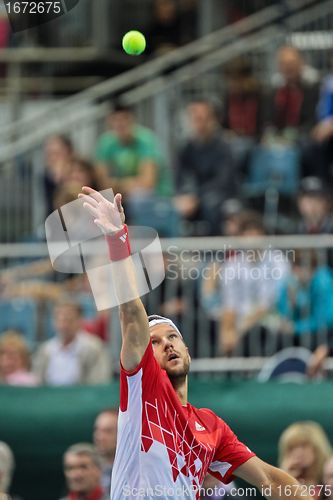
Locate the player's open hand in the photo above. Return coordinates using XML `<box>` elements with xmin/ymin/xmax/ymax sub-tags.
<box><xmin>78</xmin><ymin>186</ymin><xmax>125</xmax><ymax>235</ymax></box>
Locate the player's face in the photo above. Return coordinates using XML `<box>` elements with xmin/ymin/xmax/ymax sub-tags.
<box><xmin>150</xmin><ymin>324</ymin><xmax>190</xmax><ymax>379</ymax></box>
<box><xmin>64</xmin><ymin>453</ymin><xmax>101</xmax><ymax>493</ymax></box>
<box><xmin>93</xmin><ymin>412</ymin><xmax>118</xmax><ymax>459</ymax></box>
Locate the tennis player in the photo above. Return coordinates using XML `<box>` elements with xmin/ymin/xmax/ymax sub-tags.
<box><xmin>79</xmin><ymin>186</ymin><xmax>312</xmax><ymax>500</ymax></box>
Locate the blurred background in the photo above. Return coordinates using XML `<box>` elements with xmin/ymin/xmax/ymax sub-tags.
<box><xmin>1</xmin><ymin>0</ymin><xmax>333</xmax><ymax>499</ymax></box>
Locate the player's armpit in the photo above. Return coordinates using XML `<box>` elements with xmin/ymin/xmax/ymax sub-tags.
<box><xmin>234</xmin><ymin>457</ymin><xmax>314</xmax><ymax>500</ymax></box>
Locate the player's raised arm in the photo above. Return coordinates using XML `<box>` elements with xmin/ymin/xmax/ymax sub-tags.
<box><xmin>79</xmin><ymin>186</ymin><xmax>150</xmax><ymax>371</ymax></box>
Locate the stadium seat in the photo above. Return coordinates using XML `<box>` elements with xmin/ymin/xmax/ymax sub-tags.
<box><xmin>127</xmin><ymin>197</ymin><xmax>181</xmax><ymax>237</ymax></box>
<box><xmin>257</xmin><ymin>347</ymin><xmax>312</xmax><ymax>383</ymax></box>
<box><xmin>243</xmin><ymin>144</ymin><xmax>300</xmax><ymax>197</ymax></box>
<box><xmin>0</xmin><ymin>299</ymin><xmax>37</xmax><ymax>346</ymax></box>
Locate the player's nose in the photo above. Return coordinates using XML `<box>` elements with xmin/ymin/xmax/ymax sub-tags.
<box><xmin>163</xmin><ymin>337</ymin><xmax>174</xmax><ymax>350</ymax></box>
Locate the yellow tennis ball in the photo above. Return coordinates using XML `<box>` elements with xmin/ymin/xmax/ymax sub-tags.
<box><xmin>122</xmin><ymin>30</ymin><xmax>146</xmax><ymax>56</ymax></box>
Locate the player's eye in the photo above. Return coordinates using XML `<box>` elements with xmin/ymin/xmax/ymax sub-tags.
<box><xmin>169</xmin><ymin>334</ymin><xmax>177</xmax><ymax>339</ymax></box>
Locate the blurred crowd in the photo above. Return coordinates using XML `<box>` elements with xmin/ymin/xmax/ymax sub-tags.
<box><xmin>1</xmin><ymin>417</ymin><xmax>333</xmax><ymax>499</ymax></box>
<box><xmin>2</xmin><ymin>5</ymin><xmax>333</xmax><ymax>500</ymax></box>
<box><xmin>1</xmin><ymin>44</ymin><xmax>333</xmax><ymax>384</ymax></box>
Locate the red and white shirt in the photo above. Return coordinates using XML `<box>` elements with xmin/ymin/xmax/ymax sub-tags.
<box><xmin>111</xmin><ymin>343</ymin><xmax>255</xmax><ymax>499</ymax></box>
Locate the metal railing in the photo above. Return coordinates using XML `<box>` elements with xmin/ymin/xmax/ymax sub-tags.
<box><xmin>1</xmin><ymin>236</ymin><xmax>333</xmax><ymax>376</ymax></box>
<box><xmin>1</xmin><ymin>0</ymin><xmax>333</xmax><ymax>243</ymax></box>
<box><xmin>0</xmin><ymin>0</ymin><xmax>316</xmax><ymax>144</ymax></box>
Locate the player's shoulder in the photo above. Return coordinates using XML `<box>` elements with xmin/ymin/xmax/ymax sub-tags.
<box><xmin>191</xmin><ymin>405</ymin><xmax>225</xmax><ymax>426</ymax></box>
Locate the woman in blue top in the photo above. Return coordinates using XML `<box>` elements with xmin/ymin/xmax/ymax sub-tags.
<box><xmin>277</xmin><ymin>250</ymin><xmax>333</xmax><ymax>344</ymax></box>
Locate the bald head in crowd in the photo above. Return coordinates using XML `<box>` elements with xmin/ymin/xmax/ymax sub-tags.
<box><xmin>277</xmin><ymin>46</ymin><xmax>304</xmax><ymax>84</ymax></box>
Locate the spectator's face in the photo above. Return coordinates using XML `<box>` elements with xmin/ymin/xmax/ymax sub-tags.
<box><xmin>45</xmin><ymin>137</ymin><xmax>72</xmax><ymax>167</ymax></box>
<box><xmin>298</xmin><ymin>195</ymin><xmax>328</xmax><ymax>222</ymax></box>
<box><xmin>109</xmin><ymin>111</ymin><xmax>134</xmax><ymax>142</ymax></box>
<box><xmin>277</xmin><ymin>48</ymin><xmax>303</xmax><ymax>83</ymax></box>
<box><xmin>188</xmin><ymin>103</ymin><xmax>217</xmax><ymax>139</ymax></box>
<box><xmin>293</xmin><ymin>264</ymin><xmax>312</xmax><ymax>284</ymax></box>
<box><xmin>323</xmin><ymin>458</ymin><xmax>333</xmax><ymax>497</ymax></box>
<box><xmin>155</xmin><ymin>0</ymin><xmax>176</xmax><ymax>22</ymax></box>
<box><xmin>150</xmin><ymin>324</ymin><xmax>190</xmax><ymax>380</ymax></box>
<box><xmin>241</xmin><ymin>228</ymin><xmax>264</xmax><ymax>237</ymax></box>
<box><xmin>69</xmin><ymin>163</ymin><xmax>93</xmax><ymax>187</ymax></box>
<box><xmin>54</xmin><ymin>305</ymin><xmax>81</xmax><ymax>343</ymax></box>
<box><xmin>93</xmin><ymin>412</ymin><xmax>118</xmax><ymax>460</ymax></box>
<box><xmin>64</xmin><ymin>453</ymin><xmax>101</xmax><ymax>494</ymax></box>
<box><xmin>0</xmin><ymin>346</ymin><xmax>23</xmax><ymax>376</ymax></box>
<box><xmin>224</xmin><ymin>214</ymin><xmax>242</xmax><ymax>236</ymax></box>
<box><xmin>286</xmin><ymin>442</ymin><xmax>316</xmax><ymax>470</ymax></box>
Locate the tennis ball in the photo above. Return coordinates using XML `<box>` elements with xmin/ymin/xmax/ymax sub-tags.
<box><xmin>122</xmin><ymin>31</ymin><xmax>146</xmax><ymax>56</ymax></box>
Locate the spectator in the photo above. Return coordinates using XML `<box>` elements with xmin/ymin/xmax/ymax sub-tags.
<box><xmin>59</xmin><ymin>443</ymin><xmax>108</xmax><ymax>500</ymax></box>
<box><xmin>308</xmin><ymin>53</ymin><xmax>333</xmax><ymax>182</ymax></box>
<box><xmin>297</xmin><ymin>177</ymin><xmax>333</xmax><ymax>235</ymax></box>
<box><xmin>277</xmin><ymin>250</ymin><xmax>333</xmax><ymax>347</ymax></box>
<box><xmin>42</xmin><ymin>135</ymin><xmax>74</xmax><ymax>216</ymax></box>
<box><xmin>221</xmin><ymin>199</ymin><xmax>245</xmax><ymax>237</ymax></box>
<box><xmin>322</xmin><ymin>456</ymin><xmax>333</xmax><ymax>500</ymax></box>
<box><xmin>93</xmin><ymin>409</ymin><xmax>118</xmax><ymax>496</ymax></box>
<box><xmin>95</xmin><ymin>104</ymin><xmax>173</xmax><ymax>226</ymax></box>
<box><xmin>146</xmin><ymin>0</ymin><xmax>183</xmax><ymax>56</ymax></box>
<box><xmin>179</xmin><ymin>0</ymin><xmax>198</xmax><ymax>44</ymax></box>
<box><xmin>316</xmin><ymin>53</ymin><xmax>333</xmax><ymax>123</ymax></box>
<box><xmin>0</xmin><ymin>2</ymin><xmax>10</xmax><ymax>48</ymax></box>
<box><xmin>0</xmin><ymin>3</ymin><xmax>10</xmax><ymax>77</ymax></box>
<box><xmin>278</xmin><ymin>421</ymin><xmax>332</xmax><ymax>497</ymax></box>
<box><xmin>223</xmin><ymin>58</ymin><xmax>263</xmax><ymax>170</ymax></box>
<box><xmin>267</xmin><ymin>46</ymin><xmax>319</xmax><ymax>137</ymax></box>
<box><xmin>33</xmin><ymin>301</ymin><xmax>111</xmax><ymax>385</ymax></box>
<box><xmin>218</xmin><ymin>212</ymin><xmax>289</xmax><ymax>355</ymax></box>
<box><xmin>66</xmin><ymin>156</ymin><xmax>101</xmax><ymax>193</ymax></box>
<box><xmin>200</xmin><ymin>202</ymin><xmax>246</xmax><ymax>322</ymax></box>
<box><xmin>0</xmin><ymin>331</ymin><xmax>39</xmax><ymax>386</ymax></box>
<box><xmin>175</xmin><ymin>99</ymin><xmax>237</xmax><ymax>235</ymax></box>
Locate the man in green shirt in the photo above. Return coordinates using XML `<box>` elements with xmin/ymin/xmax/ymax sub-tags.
<box><xmin>95</xmin><ymin>104</ymin><xmax>172</xmax><ymax>198</ymax></box>
<box><xmin>95</xmin><ymin>104</ymin><xmax>177</xmax><ymax>235</ymax></box>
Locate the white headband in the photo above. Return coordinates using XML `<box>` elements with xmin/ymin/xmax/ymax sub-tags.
<box><xmin>148</xmin><ymin>315</ymin><xmax>183</xmax><ymax>339</ymax></box>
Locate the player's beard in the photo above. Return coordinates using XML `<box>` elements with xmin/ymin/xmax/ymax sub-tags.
<box><xmin>166</xmin><ymin>354</ymin><xmax>190</xmax><ymax>384</ymax></box>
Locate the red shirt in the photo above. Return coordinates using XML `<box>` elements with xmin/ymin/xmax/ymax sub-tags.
<box><xmin>111</xmin><ymin>343</ymin><xmax>255</xmax><ymax>499</ymax></box>
<box><xmin>69</xmin><ymin>486</ymin><xmax>104</xmax><ymax>500</ymax></box>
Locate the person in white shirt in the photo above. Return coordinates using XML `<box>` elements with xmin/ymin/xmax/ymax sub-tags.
<box><xmin>34</xmin><ymin>301</ymin><xmax>111</xmax><ymax>385</ymax></box>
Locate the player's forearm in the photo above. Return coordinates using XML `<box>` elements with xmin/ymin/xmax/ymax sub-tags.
<box><xmin>110</xmin><ymin>245</ymin><xmax>149</xmax><ymax>346</ymax></box>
